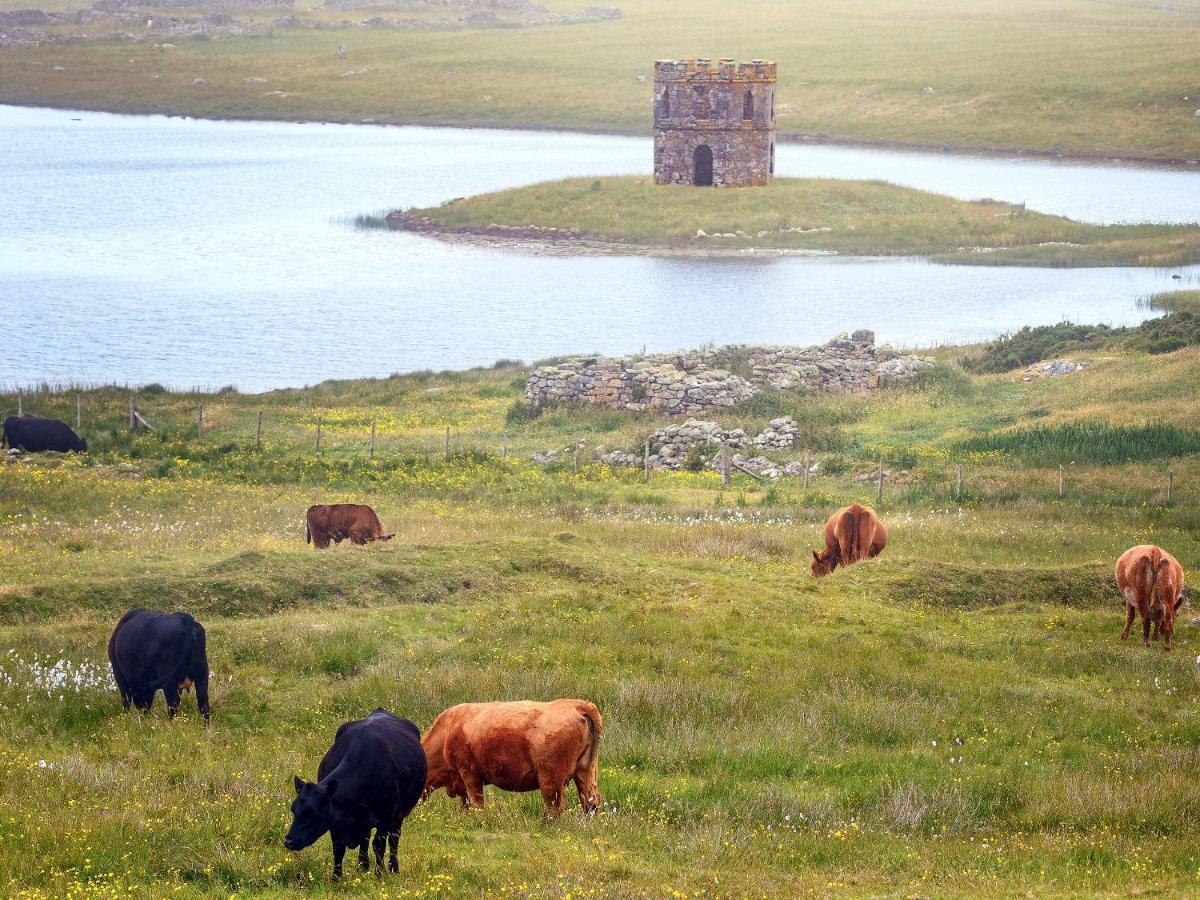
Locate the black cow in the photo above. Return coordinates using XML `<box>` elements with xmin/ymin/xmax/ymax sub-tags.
<box><xmin>108</xmin><ymin>609</ymin><xmax>210</xmax><ymax>723</ymax></box>
<box><xmin>2</xmin><ymin>416</ymin><xmax>86</xmax><ymax>453</ymax></box>
<box><xmin>285</xmin><ymin>708</ymin><xmax>427</xmax><ymax>881</ymax></box>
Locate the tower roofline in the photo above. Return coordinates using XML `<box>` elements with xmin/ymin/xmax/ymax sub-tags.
<box><xmin>654</xmin><ymin>58</ymin><xmax>777</xmax><ymax>83</ymax></box>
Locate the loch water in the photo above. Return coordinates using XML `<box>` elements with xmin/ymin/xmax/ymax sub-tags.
<box><xmin>1</xmin><ymin>104</ymin><xmax>1196</xmax><ymax>391</ymax></box>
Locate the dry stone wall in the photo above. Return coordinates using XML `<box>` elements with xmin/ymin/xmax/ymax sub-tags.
<box><xmin>525</xmin><ymin>331</ymin><xmax>935</xmax><ymax>415</ymax></box>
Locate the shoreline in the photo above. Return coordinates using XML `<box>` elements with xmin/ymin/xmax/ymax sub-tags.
<box><xmin>382</xmin><ymin>211</ymin><xmax>1200</xmax><ymax>268</ymax></box>
<box><xmin>3</xmin><ymin>99</ymin><xmax>1199</xmax><ymax>169</ymax></box>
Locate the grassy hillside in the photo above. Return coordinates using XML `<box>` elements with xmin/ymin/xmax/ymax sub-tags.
<box><xmin>4</xmin><ymin>335</ymin><xmax>1200</xmax><ymax>895</ymax></box>
<box><xmin>397</xmin><ymin>176</ymin><xmax>1200</xmax><ymax>265</ymax></box>
<box><xmin>1</xmin><ymin>0</ymin><xmax>1200</xmax><ymax>161</ymax></box>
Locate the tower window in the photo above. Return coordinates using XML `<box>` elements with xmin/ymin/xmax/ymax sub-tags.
<box><xmin>662</xmin><ymin>88</ymin><xmax>670</xmax><ymax>118</ymax></box>
<box><xmin>743</xmin><ymin>89</ymin><xmax>754</xmax><ymax>121</ymax></box>
<box><xmin>694</xmin><ymin>86</ymin><xmax>708</xmax><ymax>119</ymax></box>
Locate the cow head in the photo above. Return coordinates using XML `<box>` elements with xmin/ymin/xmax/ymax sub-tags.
<box><xmin>74</xmin><ymin>437</ymin><xmax>88</xmax><ymax>453</ymax></box>
<box><xmin>284</xmin><ymin>776</ymin><xmax>338</xmax><ymax>851</ymax></box>
<box><xmin>811</xmin><ymin>549</ymin><xmax>838</xmax><ymax>577</ymax></box>
<box><xmin>379</xmin><ymin>533</ymin><xmax>395</xmax><ymax>542</ymax></box>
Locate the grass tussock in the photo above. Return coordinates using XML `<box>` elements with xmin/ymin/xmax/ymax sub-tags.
<box><xmin>957</xmin><ymin>422</ymin><xmax>1200</xmax><ymax>465</ymax></box>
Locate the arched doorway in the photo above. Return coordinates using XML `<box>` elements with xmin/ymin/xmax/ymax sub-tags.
<box><xmin>693</xmin><ymin>144</ymin><xmax>713</xmax><ymax>186</ymax></box>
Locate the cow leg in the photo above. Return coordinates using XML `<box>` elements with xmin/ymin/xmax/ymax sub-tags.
<box><xmin>1121</xmin><ymin>602</ymin><xmax>1136</xmax><ymax>641</ymax></box>
<box><xmin>195</xmin><ymin>678</ymin><xmax>211</xmax><ymax>726</ymax></box>
<box><xmin>387</xmin><ymin>828</ymin><xmax>400</xmax><ymax>874</ymax></box>
<box><xmin>331</xmin><ymin>839</ymin><xmax>346</xmax><ymax>882</ymax></box>
<box><xmin>538</xmin><ymin>773</ymin><xmax>566</xmax><ymax>820</ymax></box>
<box><xmin>372</xmin><ymin>829</ymin><xmax>387</xmax><ymax>873</ymax></box>
<box><xmin>1142</xmin><ymin>613</ymin><xmax>1152</xmax><ymax>647</ymax></box>
<box><xmin>119</xmin><ymin>690</ymin><xmax>132</xmax><ymax>712</ymax></box>
<box><xmin>574</xmin><ymin>769</ymin><xmax>600</xmax><ymax>817</ymax></box>
<box><xmin>163</xmin><ymin>683</ymin><xmax>181</xmax><ymax>720</ymax></box>
<box><xmin>459</xmin><ymin>770</ymin><xmax>485</xmax><ymax>810</ymax></box>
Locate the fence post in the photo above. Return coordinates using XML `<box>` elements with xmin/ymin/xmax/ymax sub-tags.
<box><xmin>956</xmin><ymin>463</ymin><xmax>963</xmax><ymax>502</ymax></box>
<box><xmin>75</xmin><ymin>394</ymin><xmax>81</xmax><ymax>431</ymax></box>
<box><xmin>129</xmin><ymin>395</ymin><xmax>136</xmax><ymax>432</ymax></box>
<box><xmin>315</xmin><ymin>417</ymin><xmax>322</xmax><ymax>452</ymax></box>
<box><xmin>1168</xmin><ymin>471</ymin><xmax>1174</xmax><ymax>504</ymax></box>
<box><xmin>369</xmin><ymin>419</ymin><xmax>376</xmax><ymax>458</ymax></box>
<box><xmin>644</xmin><ymin>439</ymin><xmax>650</xmax><ymax>482</ymax></box>
<box><xmin>721</xmin><ymin>442</ymin><xmax>731</xmax><ymax>486</ymax></box>
<box><xmin>803</xmin><ymin>451</ymin><xmax>810</xmax><ymax>490</ymax></box>
<box><xmin>197</xmin><ymin>405</ymin><xmax>203</xmax><ymax>440</ymax></box>
<box><xmin>16</xmin><ymin>389</ymin><xmax>21</xmax><ymax>417</ymax></box>
<box><xmin>1058</xmin><ymin>465</ymin><xmax>1064</xmax><ymax>498</ymax></box>
<box><xmin>877</xmin><ymin>455</ymin><xmax>885</xmax><ymax>502</ymax></box>
<box><xmin>444</xmin><ymin>426</ymin><xmax>450</xmax><ymax>458</ymax></box>
<box><xmin>256</xmin><ymin>410</ymin><xmax>263</xmax><ymax>448</ymax></box>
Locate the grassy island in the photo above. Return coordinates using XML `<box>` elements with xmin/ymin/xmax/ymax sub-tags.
<box><xmin>5</xmin><ymin>327</ymin><xmax>1200</xmax><ymax>895</ymax></box>
<box><xmin>395</xmin><ymin>176</ymin><xmax>1200</xmax><ymax>266</ymax></box>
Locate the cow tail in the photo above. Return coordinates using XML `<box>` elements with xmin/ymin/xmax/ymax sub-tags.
<box><xmin>1139</xmin><ymin>552</ymin><xmax>1158</xmax><ymax>614</ymax></box>
<box><xmin>145</xmin><ymin>623</ymin><xmax>196</xmax><ymax>694</ymax></box>
<box><xmin>305</xmin><ymin>520</ymin><xmax>311</xmax><ymax>544</ymax></box>
<box><xmin>578</xmin><ymin>704</ymin><xmax>602</xmax><ymax>769</ymax></box>
<box><xmin>1157</xmin><ymin>556</ymin><xmax>1173</xmax><ymax>608</ymax></box>
<box><xmin>846</xmin><ymin>508</ymin><xmax>861</xmax><ymax>564</ymax></box>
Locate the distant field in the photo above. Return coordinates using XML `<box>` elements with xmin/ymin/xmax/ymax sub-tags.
<box><xmin>1</xmin><ymin>0</ymin><xmax>1200</xmax><ymax>160</ymax></box>
<box><xmin>5</xmin><ymin>336</ymin><xmax>1200</xmax><ymax>895</ymax></box>
<box><xmin>399</xmin><ymin>175</ymin><xmax>1200</xmax><ymax>265</ymax></box>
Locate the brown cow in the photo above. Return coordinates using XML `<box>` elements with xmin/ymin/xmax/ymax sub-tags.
<box><xmin>811</xmin><ymin>502</ymin><xmax>888</xmax><ymax>576</ymax></box>
<box><xmin>305</xmin><ymin>504</ymin><xmax>394</xmax><ymax>550</ymax></box>
<box><xmin>1117</xmin><ymin>544</ymin><xmax>1186</xmax><ymax>651</ymax></box>
<box><xmin>422</xmin><ymin>699</ymin><xmax>601</xmax><ymax>819</ymax></box>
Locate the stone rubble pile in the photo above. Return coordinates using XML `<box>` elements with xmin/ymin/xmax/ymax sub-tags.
<box><xmin>578</xmin><ymin>416</ymin><xmax>814</xmax><ymax>474</ymax></box>
<box><xmin>753</xmin><ymin>416</ymin><xmax>799</xmax><ymax>450</ymax></box>
<box><xmin>524</xmin><ymin>331</ymin><xmax>935</xmax><ymax>415</ymax></box>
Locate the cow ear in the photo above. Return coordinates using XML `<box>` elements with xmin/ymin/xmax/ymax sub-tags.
<box><xmin>293</xmin><ymin>775</ymin><xmax>305</xmax><ymax>795</ymax></box>
<box><xmin>813</xmin><ymin>550</ymin><xmax>820</xmax><ymax>561</ymax></box>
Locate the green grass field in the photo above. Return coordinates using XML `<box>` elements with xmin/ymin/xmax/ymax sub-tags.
<box><xmin>5</xmin><ymin>333</ymin><xmax>1200</xmax><ymax>896</ymax></box>
<box><xmin>1</xmin><ymin>0</ymin><xmax>1199</xmax><ymax>161</ymax></box>
<box><xmin>398</xmin><ymin>176</ymin><xmax>1200</xmax><ymax>265</ymax></box>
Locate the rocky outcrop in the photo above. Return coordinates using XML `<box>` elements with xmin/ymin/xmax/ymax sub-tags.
<box><xmin>1021</xmin><ymin>358</ymin><xmax>1089</xmax><ymax>381</ymax></box>
<box><xmin>525</xmin><ymin>332</ymin><xmax>935</xmax><ymax>415</ymax></box>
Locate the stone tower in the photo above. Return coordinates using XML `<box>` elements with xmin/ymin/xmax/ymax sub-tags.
<box><xmin>653</xmin><ymin>58</ymin><xmax>777</xmax><ymax>187</ymax></box>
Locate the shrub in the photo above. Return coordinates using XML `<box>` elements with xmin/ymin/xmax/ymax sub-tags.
<box><xmin>960</xmin><ymin>322</ymin><xmax>1117</xmax><ymax>374</ymax></box>
<box><xmin>683</xmin><ymin>445</ymin><xmax>707</xmax><ymax>472</ymax></box>
<box><xmin>505</xmin><ymin>399</ymin><xmax>540</xmax><ymax>425</ymax></box>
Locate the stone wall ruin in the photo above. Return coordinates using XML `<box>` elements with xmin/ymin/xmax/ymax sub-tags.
<box><xmin>524</xmin><ymin>331</ymin><xmax>935</xmax><ymax>416</ymax></box>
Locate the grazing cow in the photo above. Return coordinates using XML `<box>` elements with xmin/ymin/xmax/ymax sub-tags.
<box><xmin>422</xmin><ymin>699</ymin><xmax>601</xmax><ymax>819</ymax></box>
<box><xmin>1117</xmin><ymin>544</ymin><xmax>1186</xmax><ymax>651</ymax></box>
<box><xmin>305</xmin><ymin>504</ymin><xmax>394</xmax><ymax>549</ymax></box>
<box><xmin>2</xmin><ymin>416</ymin><xmax>86</xmax><ymax>453</ymax></box>
<box><xmin>285</xmin><ymin>709</ymin><xmax>426</xmax><ymax>881</ymax></box>
<box><xmin>108</xmin><ymin>609</ymin><xmax>210</xmax><ymax>723</ymax></box>
<box><xmin>811</xmin><ymin>502</ymin><xmax>888</xmax><ymax>576</ymax></box>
